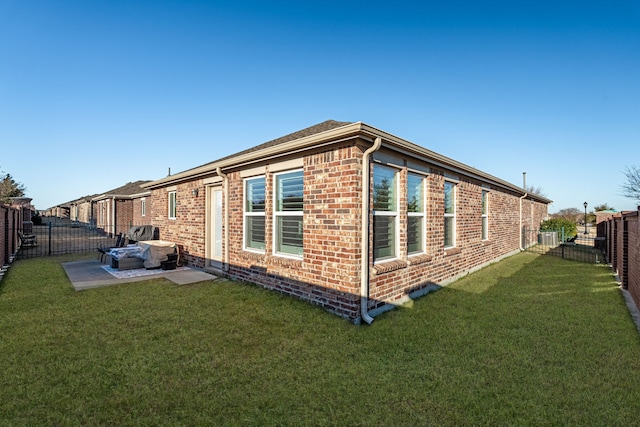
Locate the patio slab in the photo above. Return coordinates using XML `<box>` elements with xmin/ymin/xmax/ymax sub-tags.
<box><xmin>62</xmin><ymin>260</ymin><xmax>220</xmax><ymax>291</ymax></box>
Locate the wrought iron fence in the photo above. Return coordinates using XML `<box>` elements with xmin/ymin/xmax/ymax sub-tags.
<box><xmin>16</xmin><ymin>218</ymin><xmax>140</xmax><ymax>260</ymax></box>
<box><xmin>523</xmin><ymin>227</ymin><xmax>605</xmax><ymax>264</ymax></box>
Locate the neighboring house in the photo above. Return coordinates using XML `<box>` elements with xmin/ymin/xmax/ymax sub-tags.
<box><xmin>69</xmin><ymin>195</ymin><xmax>98</xmax><ymax>224</ymax></box>
<box><xmin>92</xmin><ymin>180</ymin><xmax>152</xmax><ymax>236</ymax></box>
<box><xmin>143</xmin><ymin>120</ymin><xmax>551</xmax><ymax>323</ymax></box>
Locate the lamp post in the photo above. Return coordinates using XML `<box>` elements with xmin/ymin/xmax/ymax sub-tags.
<box><xmin>583</xmin><ymin>201</ymin><xmax>588</xmax><ymax>235</ymax></box>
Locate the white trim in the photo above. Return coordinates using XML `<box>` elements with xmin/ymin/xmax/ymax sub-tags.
<box><xmin>168</xmin><ymin>191</ymin><xmax>177</xmax><ymax>220</ymax></box>
<box><xmin>243</xmin><ymin>175</ymin><xmax>266</xmax><ymax>253</ymax></box>
<box><xmin>444</xmin><ymin>180</ymin><xmax>456</xmax><ymax>248</ymax></box>
<box><xmin>407</xmin><ymin>172</ymin><xmax>427</xmax><ymax>256</ymax></box>
<box><xmin>240</xmin><ymin>166</ymin><xmax>267</xmax><ymax>178</ymax></box>
<box><xmin>272</xmin><ymin>169</ymin><xmax>304</xmax><ymax>259</ymax></box>
<box><xmin>269</xmin><ymin>158</ymin><xmax>304</xmax><ymax>173</ymax></box>
<box><xmin>482</xmin><ymin>190</ymin><xmax>489</xmax><ymax>241</ymax></box>
<box><xmin>372</xmin><ymin>164</ymin><xmax>400</xmax><ymax>263</ymax></box>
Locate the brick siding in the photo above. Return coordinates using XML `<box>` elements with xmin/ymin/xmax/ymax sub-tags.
<box><xmin>146</xmin><ymin>140</ymin><xmax>549</xmax><ymax>322</ymax></box>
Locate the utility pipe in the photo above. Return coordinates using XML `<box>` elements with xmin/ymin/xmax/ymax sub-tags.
<box><xmin>360</xmin><ymin>136</ymin><xmax>382</xmax><ymax>324</ymax></box>
<box><xmin>216</xmin><ymin>167</ymin><xmax>230</xmax><ymax>272</ymax></box>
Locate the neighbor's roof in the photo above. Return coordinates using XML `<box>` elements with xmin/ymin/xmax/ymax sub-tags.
<box><xmin>92</xmin><ymin>180</ymin><xmax>152</xmax><ymax>201</ymax></box>
<box><xmin>143</xmin><ymin>120</ymin><xmax>552</xmax><ymax>204</ymax></box>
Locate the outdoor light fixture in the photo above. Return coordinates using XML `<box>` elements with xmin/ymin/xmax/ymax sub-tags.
<box><xmin>583</xmin><ymin>201</ymin><xmax>588</xmax><ymax>234</ymax></box>
<box><xmin>191</xmin><ymin>189</ymin><xmax>199</xmax><ymax>197</ymax></box>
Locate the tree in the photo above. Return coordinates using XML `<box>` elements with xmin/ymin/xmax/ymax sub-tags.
<box><xmin>0</xmin><ymin>168</ymin><xmax>27</xmax><ymax>204</ymax></box>
<box><xmin>526</xmin><ymin>185</ymin><xmax>547</xmax><ymax>198</ymax></box>
<box><xmin>622</xmin><ymin>165</ymin><xmax>640</xmax><ymax>204</ymax></box>
<box><xmin>593</xmin><ymin>203</ymin><xmax>615</xmax><ymax>212</ymax></box>
<box><xmin>551</xmin><ymin>208</ymin><xmax>582</xmax><ymax>222</ymax></box>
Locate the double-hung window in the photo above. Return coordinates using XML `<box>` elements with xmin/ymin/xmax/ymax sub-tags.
<box><xmin>407</xmin><ymin>173</ymin><xmax>426</xmax><ymax>254</ymax></box>
<box><xmin>274</xmin><ymin>170</ymin><xmax>303</xmax><ymax>257</ymax></box>
<box><xmin>481</xmin><ymin>190</ymin><xmax>489</xmax><ymax>241</ymax></box>
<box><xmin>168</xmin><ymin>191</ymin><xmax>177</xmax><ymax>220</ymax></box>
<box><xmin>373</xmin><ymin>164</ymin><xmax>398</xmax><ymax>261</ymax></box>
<box><xmin>444</xmin><ymin>181</ymin><xmax>456</xmax><ymax>248</ymax></box>
<box><xmin>244</xmin><ymin>177</ymin><xmax>266</xmax><ymax>251</ymax></box>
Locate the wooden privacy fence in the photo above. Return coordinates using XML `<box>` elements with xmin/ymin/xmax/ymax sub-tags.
<box><xmin>598</xmin><ymin>207</ymin><xmax>640</xmax><ymax>310</ymax></box>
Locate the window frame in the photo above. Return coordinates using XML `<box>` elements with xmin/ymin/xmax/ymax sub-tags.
<box><xmin>373</xmin><ymin>163</ymin><xmax>400</xmax><ymax>263</ymax></box>
<box><xmin>141</xmin><ymin>197</ymin><xmax>146</xmax><ymax>217</ymax></box>
<box><xmin>481</xmin><ymin>190</ymin><xmax>489</xmax><ymax>241</ymax></box>
<box><xmin>444</xmin><ymin>181</ymin><xmax>456</xmax><ymax>248</ymax></box>
<box><xmin>407</xmin><ymin>172</ymin><xmax>427</xmax><ymax>256</ymax></box>
<box><xmin>273</xmin><ymin>169</ymin><xmax>304</xmax><ymax>259</ymax></box>
<box><xmin>243</xmin><ymin>176</ymin><xmax>266</xmax><ymax>253</ymax></box>
<box><xmin>168</xmin><ymin>191</ymin><xmax>177</xmax><ymax>220</ymax></box>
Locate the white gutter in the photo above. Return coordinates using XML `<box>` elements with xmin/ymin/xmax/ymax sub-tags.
<box><xmin>216</xmin><ymin>167</ymin><xmax>230</xmax><ymax>272</ymax></box>
<box><xmin>360</xmin><ymin>136</ymin><xmax>382</xmax><ymax>325</ymax></box>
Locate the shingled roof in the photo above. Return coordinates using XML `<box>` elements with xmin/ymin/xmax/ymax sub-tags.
<box><xmin>213</xmin><ymin>120</ymin><xmax>354</xmax><ymax>164</ymax></box>
<box><xmin>93</xmin><ymin>180</ymin><xmax>152</xmax><ymax>200</ymax></box>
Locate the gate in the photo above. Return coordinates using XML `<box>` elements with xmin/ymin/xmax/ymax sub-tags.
<box><xmin>523</xmin><ymin>227</ymin><xmax>605</xmax><ymax>264</ymax></box>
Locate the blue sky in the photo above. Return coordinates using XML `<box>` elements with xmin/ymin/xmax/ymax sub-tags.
<box><xmin>1</xmin><ymin>0</ymin><xmax>638</xmax><ymax>213</ymax></box>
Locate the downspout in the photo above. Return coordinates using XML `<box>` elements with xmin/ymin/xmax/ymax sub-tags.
<box><xmin>360</xmin><ymin>136</ymin><xmax>382</xmax><ymax>324</ymax></box>
<box><xmin>216</xmin><ymin>167</ymin><xmax>230</xmax><ymax>272</ymax></box>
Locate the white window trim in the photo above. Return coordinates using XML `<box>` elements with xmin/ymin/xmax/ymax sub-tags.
<box><xmin>373</xmin><ymin>164</ymin><xmax>400</xmax><ymax>263</ymax></box>
<box><xmin>141</xmin><ymin>197</ymin><xmax>146</xmax><ymax>217</ymax></box>
<box><xmin>407</xmin><ymin>172</ymin><xmax>427</xmax><ymax>256</ymax></box>
<box><xmin>444</xmin><ymin>181</ymin><xmax>456</xmax><ymax>249</ymax></box>
<box><xmin>168</xmin><ymin>191</ymin><xmax>177</xmax><ymax>220</ymax></box>
<box><xmin>273</xmin><ymin>169</ymin><xmax>304</xmax><ymax>259</ymax></box>
<box><xmin>482</xmin><ymin>190</ymin><xmax>489</xmax><ymax>241</ymax></box>
<box><xmin>243</xmin><ymin>176</ymin><xmax>266</xmax><ymax>254</ymax></box>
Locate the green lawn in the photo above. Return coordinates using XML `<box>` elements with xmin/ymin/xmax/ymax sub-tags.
<box><xmin>1</xmin><ymin>252</ymin><xmax>639</xmax><ymax>425</ymax></box>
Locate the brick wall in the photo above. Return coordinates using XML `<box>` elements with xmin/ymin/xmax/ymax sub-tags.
<box><xmin>600</xmin><ymin>209</ymin><xmax>640</xmax><ymax>310</ymax></box>
<box><xmin>146</xmin><ymin>140</ymin><xmax>548</xmax><ymax>322</ymax></box>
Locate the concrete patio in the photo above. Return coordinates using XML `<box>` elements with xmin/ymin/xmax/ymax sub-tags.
<box><xmin>62</xmin><ymin>259</ymin><xmax>220</xmax><ymax>291</ymax></box>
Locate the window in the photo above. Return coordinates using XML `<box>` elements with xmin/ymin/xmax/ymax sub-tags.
<box><xmin>244</xmin><ymin>177</ymin><xmax>266</xmax><ymax>251</ymax></box>
<box><xmin>168</xmin><ymin>191</ymin><xmax>177</xmax><ymax>219</ymax></box>
<box><xmin>373</xmin><ymin>164</ymin><xmax>398</xmax><ymax>261</ymax></box>
<box><xmin>481</xmin><ymin>190</ymin><xmax>489</xmax><ymax>241</ymax></box>
<box><xmin>444</xmin><ymin>181</ymin><xmax>456</xmax><ymax>248</ymax></box>
<box><xmin>407</xmin><ymin>173</ymin><xmax>426</xmax><ymax>254</ymax></box>
<box><xmin>274</xmin><ymin>170</ymin><xmax>303</xmax><ymax>257</ymax></box>
<box><xmin>141</xmin><ymin>198</ymin><xmax>146</xmax><ymax>217</ymax></box>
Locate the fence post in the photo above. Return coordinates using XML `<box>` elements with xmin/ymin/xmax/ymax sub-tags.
<box><xmin>48</xmin><ymin>222</ymin><xmax>52</xmax><ymax>256</ymax></box>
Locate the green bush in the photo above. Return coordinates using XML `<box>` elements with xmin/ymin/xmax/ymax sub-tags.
<box><xmin>31</xmin><ymin>214</ymin><xmax>42</xmax><ymax>226</ymax></box>
<box><xmin>541</xmin><ymin>218</ymin><xmax>577</xmax><ymax>237</ymax></box>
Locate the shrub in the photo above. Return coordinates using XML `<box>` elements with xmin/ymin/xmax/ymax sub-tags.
<box><xmin>541</xmin><ymin>218</ymin><xmax>577</xmax><ymax>237</ymax></box>
<box><xmin>31</xmin><ymin>214</ymin><xmax>42</xmax><ymax>226</ymax></box>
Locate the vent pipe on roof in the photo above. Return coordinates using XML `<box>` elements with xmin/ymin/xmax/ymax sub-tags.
<box><xmin>360</xmin><ymin>136</ymin><xmax>382</xmax><ymax>325</ymax></box>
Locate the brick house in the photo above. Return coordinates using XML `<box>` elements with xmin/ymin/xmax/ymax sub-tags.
<box><xmin>143</xmin><ymin>120</ymin><xmax>551</xmax><ymax>323</ymax></box>
<box><xmin>92</xmin><ymin>180</ymin><xmax>151</xmax><ymax>236</ymax></box>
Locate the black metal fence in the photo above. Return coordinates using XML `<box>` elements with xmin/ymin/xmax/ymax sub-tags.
<box><xmin>16</xmin><ymin>219</ymin><xmax>135</xmax><ymax>260</ymax></box>
<box><xmin>523</xmin><ymin>227</ymin><xmax>605</xmax><ymax>264</ymax></box>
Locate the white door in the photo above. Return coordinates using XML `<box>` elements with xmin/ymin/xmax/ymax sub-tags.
<box><xmin>210</xmin><ymin>188</ymin><xmax>223</xmax><ymax>269</ymax></box>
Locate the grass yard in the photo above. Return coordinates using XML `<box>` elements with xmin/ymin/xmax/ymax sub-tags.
<box><xmin>1</xmin><ymin>252</ymin><xmax>639</xmax><ymax>425</ymax></box>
